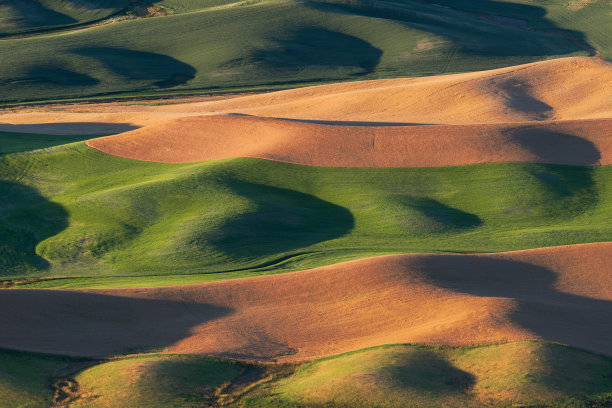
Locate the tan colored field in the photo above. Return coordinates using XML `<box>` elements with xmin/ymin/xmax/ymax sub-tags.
<box><xmin>86</xmin><ymin>115</ymin><xmax>611</xmax><ymax>166</ymax></box>
<box><xmin>1</xmin><ymin>243</ymin><xmax>610</xmax><ymax>362</ymax></box>
<box><xmin>162</xmin><ymin>56</ymin><xmax>612</xmax><ymax>124</ymax></box>
<box><xmin>3</xmin><ymin>56</ymin><xmax>609</xmax><ymax>166</ymax></box>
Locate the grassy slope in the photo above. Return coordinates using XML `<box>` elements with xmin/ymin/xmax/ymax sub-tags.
<box><xmin>242</xmin><ymin>341</ymin><xmax>612</xmax><ymax>408</ymax></box>
<box><xmin>0</xmin><ymin>140</ymin><xmax>610</xmax><ymax>288</ymax></box>
<box><xmin>2</xmin><ymin>342</ymin><xmax>612</xmax><ymax>407</ymax></box>
<box><xmin>71</xmin><ymin>355</ymin><xmax>241</xmax><ymax>407</ymax></box>
<box><xmin>0</xmin><ymin>1</ymin><xmax>130</xmax><ymax>36</ymax></box>
<box><xmin>0</xmin><ymin>0</ymin><xmax>599</xmax><ymax>104</ymax></box>
<box><xmin>0</xmin><ymin>349</ymin><xmax>73</xmax><ymax>408</ymax></box>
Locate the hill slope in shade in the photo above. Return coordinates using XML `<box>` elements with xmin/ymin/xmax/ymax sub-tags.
<box><xmin>0</xmin><ymin>0</ymin><xmax>606</xmax><ymax>104</ymax></box>
<box><xmin>0</xmin><ymin>243</ymin><xmax>611</xmax><ymax>361</ymax></box>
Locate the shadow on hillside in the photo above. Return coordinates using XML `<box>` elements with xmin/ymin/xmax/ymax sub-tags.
<box><xmin>0</xmin><ymin>180</ymin><xmax>68</xmax><ymax>273</ymax></box>
<box><xmin>228</xmin><ymin>113</ymin><xmax>430</xmax><ymax>127</ymax></box>
<box><xmin>306</xmin><ymin>0</ymin><xmax>591</xmax><ymax>58</ymax></box>
<box><xmin>0</xmin><ymin>289</ymin><xmax>232</xmax><ymax>356</ymax></box>
<box><xmin>496</xmin><ymin>78</ymin><xmax>554</xmax><ymax>120</ymax></box>
<box><xmin>394</xmin><ymin>196</ymin><xmax>482</xmax><ymax>233</ymax></box>
<box><xmin>415</xmin><ymin>255</ymin><xmax>612</xmax><ymax>357</ymax></box>
<box><xmin>72</xmin><ymin>47</ymin><xmax>196</xmax><ymax>88</ymax></box>
<box><xmin>205</xmin><ymin>180</ymin><xmax>354</xmax><ymax>258</ymax></box>
<box><xmin>249</xmin><ymin>27</ymin><xmax>383</xmax><ymax>77</ymax></box>
<box><xmin>0</xmin><ymin>1</ymin><xmax>78</xmax><ymax>35</ymax></box>
<box><xmin>525</xmin><ymin>164</ymin><xmax>598</xmax><ymax>218</ymax></box>
<box><xmin>0</xmin><ymin>122</ymin><xmax>138</xmax><ymax>138</ymax></box>
<box><xmin>27</xmin><ymin>66</ymin><xmax>99</xmax><ymax>87</ymax></box>
<box><xmin>387</xmin><ymin>350</ymin><xmax>475</xmax><ymax>393</ymax></box>
<box><xmin>508</xmin><ymin>127</ymin><xmax>601</xmax><ymax>166</ymax></box>
<box><xmin>0</xmin><ymin>123</ymin><xmax>139</xmax><ymax>155</ymax></box>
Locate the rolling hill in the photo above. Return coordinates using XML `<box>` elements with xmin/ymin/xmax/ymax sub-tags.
<box><xmin>1</xmin><ymin>0</ymin><xmax>609</xmax><ymax>104</ymax></box>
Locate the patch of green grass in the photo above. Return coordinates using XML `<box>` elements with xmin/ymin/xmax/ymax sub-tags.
<box><xmin>0</xmin><ymin>142</ymin><xmax>610</xmax><ymax>287</ymax></box>
<box><xmin>70</xmin><ymin>354</ymin><xmax>241</xmax><ymax>407</ymax></box>
<box><xmin>0</xmin><ymin>1</ymin><xmax>130</xmax><ymax>37</ymax></box>
<box><xmin>0</xmin><ymin>131</ymin><xmax>96</xmax><ymax>155</ymax></box>
<box><xmin>239</xmin><ymin>341</ymin><xmax>612</xmax><ymax>408</ymax></box>
<box><xmin>0</xmin><ymin>0</ymin><xmax>603</xmax><ymax>104</ymax></box>
<box><xmin>0</xmin><ymin>348</ymin><xmax>74</xmax><ymax>408</ymax></box>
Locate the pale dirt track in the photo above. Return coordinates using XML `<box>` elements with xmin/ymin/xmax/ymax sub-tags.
<box><xmin>1</xmin><ymin>243</ymin><xmax>611</xmax><ymax>362</ymax></box>
<box><xmin>86</xmin><ymin>115</ymin><xmax>611</xmax><ymax>166</ymax></box>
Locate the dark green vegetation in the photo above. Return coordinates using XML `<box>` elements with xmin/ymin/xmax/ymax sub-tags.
<box><xmin>1</xmin><ymin>0</ymin><xmax>610</xmax><ymax>104</ymax></box>
<box><xmin>2</xmin><ymin>342</ymin><xmax>612</xmax><ymax>407</ymax></box>
<box><xmin>0</xmin><ymin>140</ymin><xmax>610</xmax><ymax>288</ymax></box>
<box><xmin>0</xmin><ymin>1</ymin><xmax>128</xmax><ymax>37</ymax></box>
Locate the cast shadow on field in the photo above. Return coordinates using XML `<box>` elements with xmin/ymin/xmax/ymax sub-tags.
<box><xmin>249</xmin><ymin>27</ymin><xmax>383</xmax><ymax>77</ymax></box>
<box><xmin>306</xmin><ymin>0</ymin><xmax>591</xmax><ymax>57</ymax></box>
<box><xmin>205</xmin><ymin>180</ymin><xmax>354</xmax><ymax>258</ymax></box>
<box><xmin>0</xmin><ymin>2</ymin><xmax>77</xmax><ymax>36</ymax></box>
<box><xmin>415</xmin><ymin>255</ymin><xmax>612</xmax><ymax>356</ymax></box>
<box><xmin>508</xmin><ymin>127</ymin><xmax>601</xmax><ymax>166</ymax></box>
<box><xmin>0</xmin><ymin>289</ymin><xmax>232</xmax><ymax>356</ymax></box>
<box><xmin>0</xmin><ymin>180</ymin><xmax>68</xmax><ymax>273</ymax></box>
<box><xmin>0</xmin><ymin>123</ymin><xmax>139</xmax><ymax>154</ymax></box>
<box><xmin>387</xmin><ymin>350</ymin><xmax>475</xmax><ymax>393</ymax></box>
<box><xmin>228</xmin><ymin>113</ymin><xmax>430</xmax><ymax>127</ymax></box>
<box><xmin>72</xmin><ymin>47</ymin><xmax>196</xmax><ymax>88</ymax></box>
<box><xmin>526</xmin><ymin>163</ymin><xmax>598</xmax><ymax>218</ymax></box>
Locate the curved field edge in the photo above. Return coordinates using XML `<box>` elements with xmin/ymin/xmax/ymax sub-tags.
<box><xmin>2</xmin><ymin>341</ymin><xmax>612</xmax><ymax>407</ymax></box>
<box><xmin>0</xmin><ymin>141</ymin><xmax>611</xmax><ymax>287</ymax></box>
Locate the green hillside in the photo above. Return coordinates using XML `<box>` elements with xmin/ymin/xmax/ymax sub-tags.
<box><xmin>1</xmin><ymin>139</ymin><xmax>610</xmax><ymax>288</ymax></box>
<box><xmin>3</xmin><ymin>342</ymin><xmax>612</xmax><ymax>407</ymax></box>
<box><xmin>1</xmin><ymin>0</ymin><xmax>608</xmax><ymax>104</ymax></box>
<box><xmin>0</xmin><ymin>1</ymin><xmax>130</xmax><ymax>36</ymax></box>
<box><xmin>242</xmin><ymin>341</ymin><xmax>612</xmax><ymax>408</ymax></box>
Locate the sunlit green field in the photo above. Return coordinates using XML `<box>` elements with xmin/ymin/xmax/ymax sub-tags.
<box><xmin>1</xmin><ymin>136</ymin><xmax>610</xmax><ymax>288</ymax></box>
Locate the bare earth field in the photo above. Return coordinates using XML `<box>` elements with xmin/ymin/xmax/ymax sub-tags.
<box><xmin>1</xmin><ymin>243</ymin><xmax>610</xmax><ymax>362</ymax></box>
<box><xmin>85</xmin><ymin>115</ymin><xmax>611</xmax><ymax>166</ymax></box>
<box><xmin>2</xmin><ymin>56</ymin><xmax>610</xmax><ymax>167</ymax></box>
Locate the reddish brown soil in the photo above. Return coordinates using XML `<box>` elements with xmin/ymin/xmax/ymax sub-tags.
<box><xmin>1</xmin><ymin>243</ymin><xmax>610</xmax><ymax>362</ymax></box>
<box><xmin>163</xmin><ymin>56</ymin><xmax>612</xmax><ymax>124</ymax></box>
<box><xmin>86</xmin><ymin>115</ymin><xmax>611</xmax><ymax>166</ymax></box>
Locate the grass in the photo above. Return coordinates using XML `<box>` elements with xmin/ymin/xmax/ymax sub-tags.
<box><xmin>240</xmin><ymin>341</ymin><xmax>612</xmax><ymax>408</ymax></box>
<box><xmin>0</xmin><ymin>1</ymin><xmax>130</xmax><ymax>37</ymax></box>
<box><xmin>70</xmin><ymin>354</ymin><xmax>242</xmax><ymax>407</ymax></box>
<box><xmin>0</xmin><ymin>349</ymin><xmax>74</xmax><ymax>408</ymax></box>
<box><xmin>1</xmin><ymin>0</ymin><xmax>605</xmax><ymax>104</ymax></box>
<box><xmin>0</xmin><ymin>140</ymin><xmax>610</xmax><ymax>288</ymax></box>
<box><xmin>2</xmin><ymin>342</ymin><xmax>612</xmax><ymax>407</ymax></box>
<box><xmin>0</xmin><ymin>131</ymin><xmax>96</xmax><ymax>155</ymax></box>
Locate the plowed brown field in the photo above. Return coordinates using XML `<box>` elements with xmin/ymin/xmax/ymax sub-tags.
<box><xmin>1</xmin><ymin>243</ymin><xmax>610</xmax><ymax>362</ymax></box>
<box><xmin>86</xmin><ymin>115</ymin><xmax>611</xmax><ymax>166</ymax></box>
<box><xmin>2</xmin><ymin>57</ymin><xmax>610</xmax><ymax>167</ymax></box>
